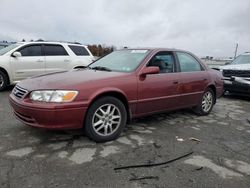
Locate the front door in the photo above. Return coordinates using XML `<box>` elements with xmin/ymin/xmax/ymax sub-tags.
<box><xmin>11</xmin><ymin>44</ymin><xmax>45</xmax><ymax>81</ymax></box>
<box><xmin>137</xmin><ymin>51</ymin><xmax>181</xmax><ymax>115</ymax></box>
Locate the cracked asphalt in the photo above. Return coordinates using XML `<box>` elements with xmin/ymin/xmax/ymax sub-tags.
<box><xmin>0</xmin><ymin>86</ymin><xmax>250</xmax><ymax>188</ymax></box>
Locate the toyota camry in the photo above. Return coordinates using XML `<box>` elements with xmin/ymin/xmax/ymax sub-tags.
<box><xmin>9</xmin><ymin>48</ymin><xmax>224</xmax><ymax>142</ymax></box>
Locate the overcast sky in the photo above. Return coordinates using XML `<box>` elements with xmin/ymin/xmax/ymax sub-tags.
<box><xmin>0</xmin><ymin>0</ymin><xmax>250</xmax><ymax>57</ymax></box>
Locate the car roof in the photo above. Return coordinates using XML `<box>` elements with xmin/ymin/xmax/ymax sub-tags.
<box><xmin>124</xmin><ymin>47</ymin><xmax>193</xmax><ymax>54</ymax></box>
<box><xmin>18</xmin><ymin>41</ymin><xmax>87</xmax><ymax>47</ymax></box>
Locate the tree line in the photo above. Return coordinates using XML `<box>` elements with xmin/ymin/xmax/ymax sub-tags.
<box><xmin>87</xmin><ymin>44</ymin><xmax>116</xmax><ymax>57</ymax></box>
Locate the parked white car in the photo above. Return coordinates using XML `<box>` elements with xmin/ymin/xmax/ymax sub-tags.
<box><xmin>0</xmin><ymin>41</ymin><xmax>94</xmax><ymax>90</ymax></box>
<box><xmin>219</xmin><ymin>52</ymin><xmax>250</xmax><ymax>95</ymax></box>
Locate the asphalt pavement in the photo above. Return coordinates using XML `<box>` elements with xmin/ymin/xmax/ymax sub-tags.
<box><xmin>0</xmin><ymin>86</ymin><xmax>250</xmax><ymax>188</ymax></box>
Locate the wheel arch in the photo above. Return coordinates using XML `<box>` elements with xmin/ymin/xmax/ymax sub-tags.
<box><xmin>0</xmin><ymin>67</ymin><xmax>10</xmax><ymax>85</ymax></box>
<box><xmin>86</xmin><ymin>90</ymin><xmax>131</xmax><ymax>124</ymax></box>
<box><xmin>207</xmin><ymin>84</ymin><xmax>216</xmax><ymax>104</ymax></box>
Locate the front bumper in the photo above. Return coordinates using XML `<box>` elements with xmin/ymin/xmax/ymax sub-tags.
<box><xmin>9</xmin><ymin>94</ymin><xmax>87</xmax><ymax>130</ymax></box>
<box><xmin>224</xmin><ymin>76</ymin><xmax>250</xmax><ymax>94</ymax></box>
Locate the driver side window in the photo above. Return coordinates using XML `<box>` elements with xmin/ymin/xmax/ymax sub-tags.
<box><xmin>18</xmin><ymin>45</ymin><xmax>42</xmax><ymax>56</ymax></box>
<box><xmin>147</xmin><ymin>51</ymin><xmax>175</xmax><ymax>73</ymax></box>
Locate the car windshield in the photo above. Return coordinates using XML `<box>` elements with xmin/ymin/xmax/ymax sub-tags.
<box><xmin>0</xmin><ymin>43</ymin><xmax>20</xmax><ymax>55</ymax></box>
<box><xmin>231</xmin><ymin>54</ymin><xmax>250</xmax><ymax>65</ymax></box>
<box><xmin>89</xmin><ymin>50</ymin><xmax>150</xmax><ymax>72</ymax></box>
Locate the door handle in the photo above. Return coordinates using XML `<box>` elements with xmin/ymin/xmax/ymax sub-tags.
<box><xmin>203</xmin><ymin>78</ymin><xmax>207</xmax><ymax>81</ymax></box>
<box><xmin>36</xmin><ymin>59</ymin><xmax>44</xmax><ymax>62</ymax></box>
<box><xmin>64</xmin><ymin>59</ymin><xmax>70</xmax><ymax>62</ymax></box>
<box><xmin>173</xmin><ymin>80</ymin><xmax>179</xmax><ymax>84</ymax></box>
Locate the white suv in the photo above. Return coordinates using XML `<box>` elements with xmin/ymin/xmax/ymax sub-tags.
<box><xmin>219</xmin><ymin>52</ymin><xmax>250</xmax><ymax>95</ymax></box>
<box><xmin>0</xmin><ymin>41</ymin><xmax>95</xmax><ymax>91</ymax></box>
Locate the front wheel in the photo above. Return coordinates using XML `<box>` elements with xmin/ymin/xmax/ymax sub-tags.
<box><xmin>193</xmin><ymin>88</ymin><xmax>215</xmax><ymax>116</ymax></box>
<box><xmin>0</xmin><ymin>71</ymin><xmax>8</xmax><ymax>91</ymax></box>
<box><xmin>84</xmin><ymin>96</ymin><xmax>127</xmax><ymax>142</ymax></box>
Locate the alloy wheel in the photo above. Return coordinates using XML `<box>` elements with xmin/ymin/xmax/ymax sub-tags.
<box><xmin>202</xmin><ymin>91</ymin><xmax>213</xmax><ymax>112</ymax></box>
<box><xmin>0</xmin><ymin>74</ymin><xmax>4</xmax><ymax>88</ymax></box>
<box><xmin>92</xmin><ymin>104</ymin><xmax>121</xmax><ymax>136</ymax></box>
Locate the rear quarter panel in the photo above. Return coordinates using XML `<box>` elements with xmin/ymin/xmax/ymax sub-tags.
<box><xmin>208</xmin><ymin>69</ymin><xmax>224</xmax><ymax>98</ymax></box>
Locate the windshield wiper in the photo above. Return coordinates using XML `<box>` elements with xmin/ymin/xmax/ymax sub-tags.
<box><xmin>90</xmin><ymin>66</ymin><xmax>112</xmax><ymax>72</ymax></box>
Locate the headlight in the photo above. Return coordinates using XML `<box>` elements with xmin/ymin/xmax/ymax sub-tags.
<box><xmin>30</xmin><ymin>90</ymin><xmax>78</xmax><ymax>103</ymax></box>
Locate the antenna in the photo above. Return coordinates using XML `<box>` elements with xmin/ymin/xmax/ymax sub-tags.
<box><xmin>234</xmin><ymin>43</ymin><xmax>238</xmax><ymax>59</ymax></box>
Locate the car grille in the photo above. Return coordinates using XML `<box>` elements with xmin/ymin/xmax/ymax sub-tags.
<box><xmin>223</xmin><ymin>69</ymin><xmax>250</xmax><ymax>77</ymax></box>
<box><xmin>12</xmin><ymin>86</ymin><xmax>28</xmax><ymax>99</ymax></box>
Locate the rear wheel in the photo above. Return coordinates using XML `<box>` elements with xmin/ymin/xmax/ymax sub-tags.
<box><xmin>84</xmin><ymin>96</ymin><xmax>127</xmax><ymax>142</ymax></box>
<box><xmin>193</xmin><ymin>88</ymin><xmax>214</xmax><ymax>116</ymax></box>
<box><xmin>0</xmin><ymin>71</ymin><xmax>8</xmax><ymax>91</ymax></box>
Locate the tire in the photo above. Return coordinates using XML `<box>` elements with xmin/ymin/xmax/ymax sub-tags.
<box><xmin>193</xmin><ymin>88</ymin><xmax>215</xmax><ymax>116</ymax></box>
<box><xmin>0</xmin><ymin>70</ymin><xmax>8</xmax><ymax>91</ymax></box>
<box><xmin>84</xmin><ymin>96</ymin><xmax>127</xmax><ymax>142</ymax></box>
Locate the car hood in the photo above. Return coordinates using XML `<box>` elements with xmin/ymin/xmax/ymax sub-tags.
<box><xmin>219</xmin><ymin>63</ymin><xmax>250</xmax><ymax>70</ymax></box>
<box><xmin>17</xmin><ymin>69</ymin><xmax>129</xmax><ymax>91</ymax></box>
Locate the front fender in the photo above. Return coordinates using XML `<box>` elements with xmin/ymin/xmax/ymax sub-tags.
<box><xmin>88</xmin><ymin>87</ymin><xmax>128</xmax><ymax>103</ymax></box>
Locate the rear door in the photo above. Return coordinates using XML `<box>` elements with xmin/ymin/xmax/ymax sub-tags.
<box><xmin>44</xmin><ymin>44</ymin><xmax>70</xmax><ymax>73</ymax></box>
<box><xmin>176</xmin><ymin>52</ymin><xmax>209</xmax><ymax>107</ymax></box>
<box><xmin>11</xmin><ymin>44</ymin><xmax>45</xmax><ymax>81</ymax></box>
<box><xmin>137</xmin><ymin>51</ymin><xmax>181</xmax><ymax>115</ymax></box>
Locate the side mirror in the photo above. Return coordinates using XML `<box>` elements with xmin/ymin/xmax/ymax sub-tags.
<box><xmin>140</xmin><ymin>66</ymin><xmax>160</xmax><ymax>77</ymax></box>
<box><xmin>12</xmin><ymin>51</ymin><xmax>22</xmax><ymax>58</ymax></box>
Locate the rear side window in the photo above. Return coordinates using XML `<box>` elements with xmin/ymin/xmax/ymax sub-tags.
<box><xmin>44</xmin><ymin>45</ymin><xmax>68</xmax><ymax>56</ymax></box>
<box><xmin>176</xmin><ymin>52</ymin><xmax>202</xmax><ymax>72</ymax></box>
<box><xmin>18</xmin><ymin>45</ymin><xmax>42</xmax><ymax>56</ymax></box>
<box><xmin>68</xmin><ymin>45</ymin><xmax>89</xmax><ymax>56</ymax></box>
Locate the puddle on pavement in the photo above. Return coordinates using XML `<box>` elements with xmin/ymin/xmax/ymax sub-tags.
<box><xmin>224</xmin><ymin>158</ymin><xmax>250</xmax><ymax>175</ymax></box>
<box><xmin>6</xmin><ymin>147</ymin><xmax>34</xmax><ymax>157</ymax></box>
<box><xmin>184</xmin><ymin>155</ymin><xmax>243</xmax><ymax>178</ymax></box>
<box><xmin>100</xmin><ymin>145</ymin><xmax>119</xmax><ymax>157</ymax></box>
<box><xmin>69</xmin><ymin>148</ymin><xmax>96</xmax><ymax>164</ymax></box>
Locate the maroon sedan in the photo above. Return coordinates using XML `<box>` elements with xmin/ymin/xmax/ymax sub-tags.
<box><xmin>9</xmin><ymin>48</ymin><xmax>224</xmax><ymax>142</ymax></box>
